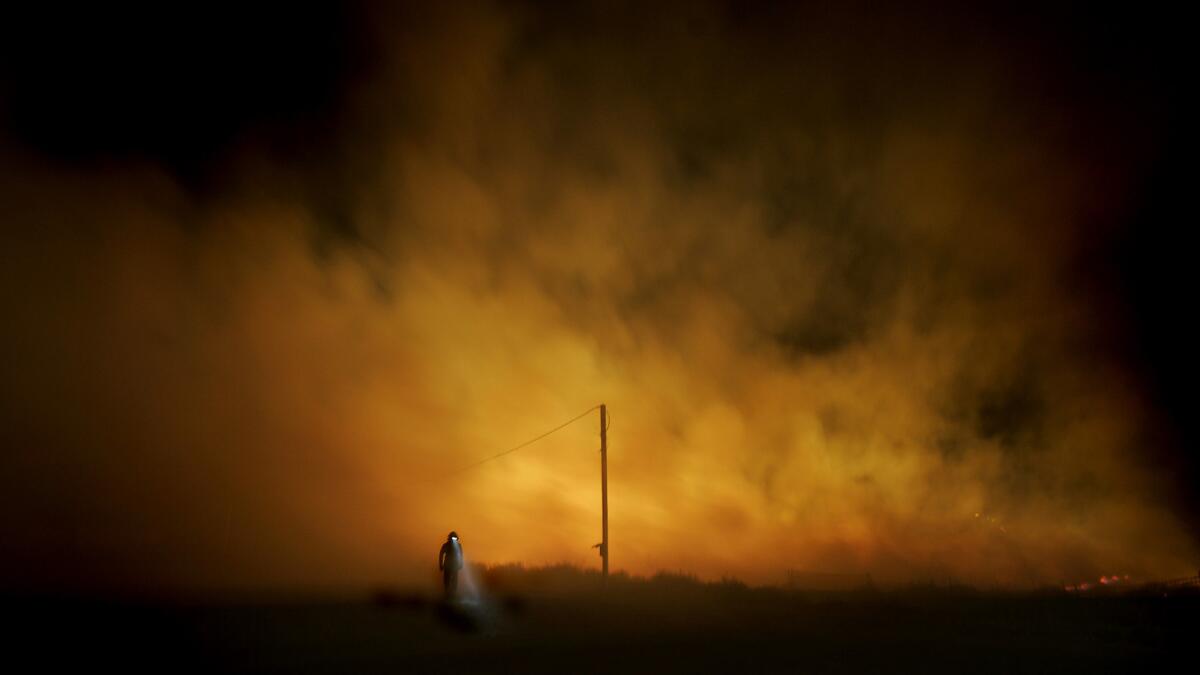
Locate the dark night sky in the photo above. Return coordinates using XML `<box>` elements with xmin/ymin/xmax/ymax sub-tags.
<box><xmin>1</xmin><ymin>2</ymin><xmax>1197</xmax><ymax>591</ymax></box>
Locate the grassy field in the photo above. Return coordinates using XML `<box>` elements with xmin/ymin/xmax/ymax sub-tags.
<box><xmin>9</xmin><ymin>567</ymin><xmax>1197</xmax><ymax>673</ymax></box>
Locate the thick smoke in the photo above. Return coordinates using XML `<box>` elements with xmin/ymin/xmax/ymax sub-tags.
<box><xmin>1</xmin><ymin>2</ymin><xmax>1194</xmax><ymax>591</ymax></box>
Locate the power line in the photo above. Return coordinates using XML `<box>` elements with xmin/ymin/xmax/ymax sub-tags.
<box><xmin>447</xmin><ymin>405</ymin><xmax>600</xmax><ymax>476</ymax></box>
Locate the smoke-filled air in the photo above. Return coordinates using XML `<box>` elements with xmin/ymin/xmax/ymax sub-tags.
<box><xmin>2</xmin><ymin>2</ymin><xmax>1195</xmax><ymax>594</ymax></box>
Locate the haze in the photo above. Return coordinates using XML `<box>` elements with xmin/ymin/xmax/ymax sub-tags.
<box><xmin>2</xmin><ymin>2</ymin><xmax>1196</xmax><ymax>594</ymax></box>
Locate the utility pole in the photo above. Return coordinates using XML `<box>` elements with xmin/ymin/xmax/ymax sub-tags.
<box><xmin>600</xmin><ymin>403</ymin><xmax>609</xmax><ymax>579</ymax></box>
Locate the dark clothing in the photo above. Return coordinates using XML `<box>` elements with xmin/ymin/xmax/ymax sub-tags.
<box><xmin>438</xmin><ymin>538</ymin><xmax>463</xmax><ymax>598</ymax></box>
<box><xmin>439</xmin><ymin>540</ymin><xmax>463</xmax><ymax>571</ymax></box>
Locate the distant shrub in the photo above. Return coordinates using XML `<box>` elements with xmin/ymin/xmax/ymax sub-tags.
<box><xmin>469</xmin><ymin>562</ymin><xmax>762</xmax><ymax>600</ymax></box>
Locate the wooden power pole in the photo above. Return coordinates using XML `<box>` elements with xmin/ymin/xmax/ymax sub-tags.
<box><xmin>600</xmin><ymin>403</ymin><xmax>609</xmax><ymax>579</ymax></box>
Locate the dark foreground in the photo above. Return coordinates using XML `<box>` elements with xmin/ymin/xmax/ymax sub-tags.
<box><xmin>9</xmin><ymin>574</ymin><xmax>1197</xmax><ymax>673</ymax></box>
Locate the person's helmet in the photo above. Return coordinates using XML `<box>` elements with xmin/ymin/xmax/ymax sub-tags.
<box><xmin>448</xmin><ymin>531</ymin><xmax>458</xmax><ymax>540</ymax></box>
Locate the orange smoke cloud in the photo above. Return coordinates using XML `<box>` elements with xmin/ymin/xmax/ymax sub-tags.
<box><xmin>1</xmin><ymin>2</ymin><xmax>1194</xmax><ymax>592</ymax></box>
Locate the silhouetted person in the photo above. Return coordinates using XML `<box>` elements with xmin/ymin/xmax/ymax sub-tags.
<box><xmin>438</xmin><ymin>531</ymin><xmax>463</xmax><ymax>599</ymax></box>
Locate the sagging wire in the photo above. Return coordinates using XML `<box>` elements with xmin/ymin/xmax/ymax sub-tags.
<box><xmin>447</xmin><ymin>404</ymin><xmax>602</xmax><ymax>476</ymax></box>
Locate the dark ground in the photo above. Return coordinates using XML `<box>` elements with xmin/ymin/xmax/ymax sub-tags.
<box><xmin>7</xmin><ymin>569</ymin><xmax>1197</xmax><ymax>673</ymax></box>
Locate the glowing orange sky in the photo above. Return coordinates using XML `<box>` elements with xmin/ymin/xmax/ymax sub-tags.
<box><xmin>1</xmin><ymin>2</ymin><xmax>1196</xmax><ymax>592</ymax></box>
